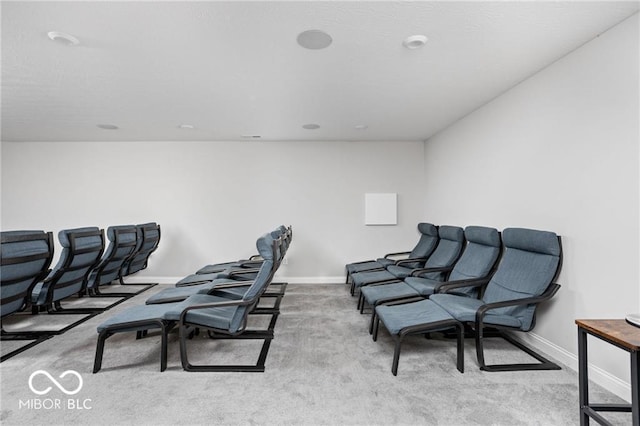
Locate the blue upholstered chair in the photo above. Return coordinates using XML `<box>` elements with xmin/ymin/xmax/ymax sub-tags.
<box><xmin>86</xmin><ymin>225</ymin><xmax>141</xmax><ymax>299</ymax></box>
<box><xmin>174</xmin><ymin>226</ymin><xmax>291</xmax><ymax>288</ymax></box>
<box><xmin>375</xmin><ymin>227</ymin><xmax>562</xmax><ymax>373</ymax></box>
<box><xmin>119</xmin><ymin>222</ymin><xmax>160</xmax><ymax>285</ymax></box>
<box><xmin>350</xmin><ymin>225</ymin><xmax>464</xmax><ymax>296</ymax></box>
<box><xmin>345</xmin><ymin>223</ymin><xmax>438</xmax><ymax>288</ymax></box>
<box><xmin>1</xmin><ymin>230</ymin><xmax>55</xmax><ymax>361</ymax></box>
<box><xmin>1</xmin><ymin>231</ymin><xmax>54</xmax><ymax>319</ymax></box>
<box><xmin>146</xmin><ymin>226</ymin><xmax>291</xmax><ymax>305</ymax></box>
<box><xmin>195</xmin><ymin>225</ymin><xmax>289</xmax><ymax>275</ymax></box>
<box><xmin>31</xmin><ymin>227</ymin><xmax>105</xmax><ymax>313</ymax></box>
<box><xmin>361</xmin><ymin>226</ymin><xmax>501</xmax><ymax>333</ymax></box>
<box><xmin>93</xmin><ymin>232</ymin><xmax>284</xmax><ymax>373</ymax></box>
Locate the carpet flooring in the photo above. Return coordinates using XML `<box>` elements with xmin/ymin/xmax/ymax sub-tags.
<box><xmin>0</xmin><ymin>284</ymin><xmax>630</xmax><ymax>425</ymax></box>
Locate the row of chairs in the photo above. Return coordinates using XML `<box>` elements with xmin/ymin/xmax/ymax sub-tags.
<box><xmin>93</xmin><ymin>225</ymin><xmax>292</xmax><ymax>373</ymax></box>
<box><xmin>0</xmin><ymin>222</ymin><xmax>161</xmax><ymax>361</ymax></box>
<box><xmin>345</xmin><ymin>223</ymin><xmax>562</xmax><ymax>376</ymax></box>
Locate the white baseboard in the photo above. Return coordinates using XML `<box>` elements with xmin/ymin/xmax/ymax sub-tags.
<box><xmin>516</xmin><ymin>332</ymin><xmax>631</xmax><ymax>402</ymax></box>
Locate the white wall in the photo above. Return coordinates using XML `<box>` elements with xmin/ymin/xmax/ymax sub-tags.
<box><xmin>423</xmin><ymin>14</ymin><xmax>639</xmax><ymax>399</ymax></box>
<box><xmin>0</xmin><ymin>140</ymin><xmax>427</xmax><ymax>282</ymax></box>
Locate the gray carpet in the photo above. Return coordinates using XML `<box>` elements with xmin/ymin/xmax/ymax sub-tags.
<box><xmin>0</xmin><ymin>284</ymin><xmax>629</xmax><ymax>425</ymax></box>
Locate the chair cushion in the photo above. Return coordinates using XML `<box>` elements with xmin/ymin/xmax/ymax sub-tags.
<box><xmin>361</xmin><ymin>282</ymin><xmax>418</xmax><ymax>305</ymax></box>
<box><xmin>376</xmin><ymin>299</ymin><xmax>456</xmax><ymax>335</ymax></box>
<box><xmin>418</xmin><ymin>226</ymin><xmax>464</xmax><ymax>280</ymax></box>
<box><xmin>405</xmin><ymin>223</ymin><xmax>438</xmax><ymax>266</ymax></box>
<box><xmin>464</xmin><ymin>226</ymin><xmax>501</xmax><ymax>247</ymax></box>
<box><xmin>97</xmin><ymin>303</ymin><xmax>174</xmax><ymax>333</ymax></box>
<box><xmin>351</xmin><ymin>269</ymin><xmax>399</xmax><ymax>288</ymax></box>
<box><xmin>502</xmin><ymin>228</ymin><xmax>560</xmax><ymax>256</ymax></box>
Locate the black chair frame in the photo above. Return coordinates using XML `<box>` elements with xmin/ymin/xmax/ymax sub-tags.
<box><xmin>472</xmin><ymin>283</ymin><xmax>562</xmax><ymax>372</ymax></box>
<box><xmin>94</xmin><ymin>318</ymin><xmax>176</xmax><ymax>373</ymax></box>
<box><xmin>178</xmin><ymin>298</ymin><xmax>282</xmax><ymax>373</ymax></box>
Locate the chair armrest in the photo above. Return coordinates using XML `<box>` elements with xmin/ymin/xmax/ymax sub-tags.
<box><xmin>436</xmin><ymin>277</ymin><xmax>491</xmax><ymax>294</ymax></box>
<box><xmin>410</xmin><ymin>265</ymin><xmax>454</xmax><ymax>277</ymax></box>
<box><xmin>475</xmin><ymin>283</ymin><xmax>561</xmax><ymax>328</ymax></box>
<box><xmin>394</xmin><ymin>257</ymin><xmax>427</xmax><ymax>267</ymax></box>
<box><xmin>248</xmin><ymin>254</ymin><xmax>263</xmax><ymax>261</ymax></box>
<box><xmin>383</xmin><ymin>251</ymin><xmax>411</xmax><ymax>260</ymax></box>
<box><xmin>377</xmin><ymin>295</ymin><xmax>425</xmax><ymax>307</ymax></box>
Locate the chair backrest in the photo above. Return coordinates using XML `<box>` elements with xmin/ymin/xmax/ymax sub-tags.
<box><xmin>228</xmin><ymin>233</ymin><xmax>280</xmax><ymax>332</ymax></box>
<box><xmin>1</xmin><ymin>230</ymin><xmax>54</xmax><ymax>318</ymax></box>
<box><xmin>87</xmin><ymin>225</ymin><xmax>138</xmax><ymax>289</ymax></box>
<box><xmin>404</xmin><ymin>223</ymin><xmax>439</xmax><ymax>268</ymax></box>
<box><xmin>447</xmin><ymin>226</ymin><xmax>502</xmax><ymax>297</ymax></box>
<box><xmin>122</xmin><ymin>222</ymin><xmax>160</xmax><ymax>276</ymax></box>
<box><xmin>37</xmin><ymin>227</ymin><xmax>105</xmax><ymax>305</ymax></box>
<box><xmin>482</xmin><ymin>228</ymin><xmax>562</xmax><ymax>331</ymax></box>
<box><xmin>419</xmin><ymin>225</ymin><xmax>465</xmax><ymax>280</ymax></box>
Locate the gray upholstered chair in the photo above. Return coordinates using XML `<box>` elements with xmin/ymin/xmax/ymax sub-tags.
<box><xmin>119</xmin><ymin>222</ymin><xmax>160</xmax><ymax>285</ymax></box>
<box><xmin>146</xmin><ymin>227</ymin><xmax>290</xmax><ymax>304</ymax></box>
<box><xmin>177</xmin><ymin>226</ymin><xmax>291</xmax><ymax>287</ymax></box>
<box><xmin>375</xmin><ymin>227</ymin><xmax>562</xmax><ymax>373</ymax></box>
<box><xmin>31</xmin><ymin>227</ymin><xmax>105</xmax><ymax>313</ymax></box>
<box><xmin>195</xmin><ymin>225</ymin><xmax>289</xmax><ymax>275</ymax></box>
<box><xmin>93</xmin><ymin>232</ymin><xmax>284</xmax><ymax>373</ymax></box>
<box><xmin>86</xmin><ymin>225</ymin><xmax>142</xmax><ymax>299</ymax></box>
<box><xmin>345</xmin><ymin>223</ymin><xmax>438</xmax><ymax>288</ymax></box>
<box><xmin>1</xmin><ymin>230</ymin><xmax>55</xmax><ymax>360</ymax></box>
<box><xmin>1</xmin><ymin>231</ymin><xmax>54</xmax><ymax>320</ymax></box>
<box><xmin>361</xmin><ymin>226</ymin><xmax>501</xmax><ymax>333</ymax></box>
<box><xmin>350</xmin><ymin>225</ymin><xmax>463</xmax><ymax>296</ymax></box>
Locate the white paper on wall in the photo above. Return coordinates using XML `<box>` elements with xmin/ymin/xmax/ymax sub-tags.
<box><xmin>365</xmin><ymin>193</ymin><xmax>397</xmax><ymax>225</ymax></box>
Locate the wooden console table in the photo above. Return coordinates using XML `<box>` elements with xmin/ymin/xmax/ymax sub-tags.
<box><xmin>575</xmin><ymin>319</ymin><xmax>639</xmax><ymax>425</ymax></box>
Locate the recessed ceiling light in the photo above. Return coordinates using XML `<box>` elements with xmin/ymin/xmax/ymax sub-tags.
<box><xmin>47</xmin><ymin>31</ymin><xmax>80</xmax><ymax>46</ymax></box>
<box><xmin>354</xmin><ymin>124</ymin><xmax>368</xmax><ymax>130</ymax></box>
<box><xmin>178</xmin><ymin>124</ymin><xmax>195</xmax><ymax>129</ymax></box>
<box><xmin>297</xmin><ymin>30</ymin><xmax>332</xmax><ymax>50</ymax></box>
<box><xmin>97</xmin><ymin>124</ymin><xmax>118</xmax><ymax>130</ymax></box>
<box><xmin>302</xmin><ymin>124</ymin><xmax>320</xmax><ymax>130</ymax></box>
<box><xmin>403</xmin><ymin>35</ymin><xmax>428</xmax><ymax>49</ymax></box>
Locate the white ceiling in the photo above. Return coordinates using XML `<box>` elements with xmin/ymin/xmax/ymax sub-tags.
<box><xmin>2</xmin><ymin>1</ymin><xmax>638</xmax><ymax>142</ymax></box>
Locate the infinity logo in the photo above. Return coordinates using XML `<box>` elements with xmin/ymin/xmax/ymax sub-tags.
<box><xmin>28</xmin><ymin>370</ymin><xmax>83</xmax><ymax>396</ymax></box>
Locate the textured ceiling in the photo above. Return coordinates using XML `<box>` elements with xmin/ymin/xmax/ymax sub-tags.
<box><xmin>2</xmin><ymin>1</ymin><xmax>638</xmax><ymax>142</ymax></box>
